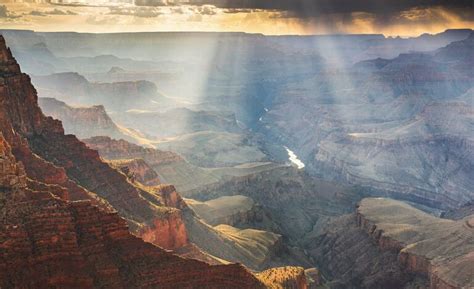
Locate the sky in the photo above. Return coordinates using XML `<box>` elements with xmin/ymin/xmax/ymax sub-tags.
<box><xmin>0</xmin><ymin>0</ymin><xmax>473</xmax><ymax>36</ymax></box>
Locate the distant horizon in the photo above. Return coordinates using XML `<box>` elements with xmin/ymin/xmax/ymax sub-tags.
<box><xmin>1</xmin><ymin>27</ymin><xmax>472</xmax><ymax>39</ymax></box>
<box><xmin>1</xmin><ymin>1</ymin><xmax>473</xmax><ymax>37</ymax></box>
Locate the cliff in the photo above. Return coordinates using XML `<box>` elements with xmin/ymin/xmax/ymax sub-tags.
<box><xmin>0</xmin><ymin>35</ymin><xmax>310</xmax><ymax>287</ymax></box>
<box><xmin>38</xmin><ymin>97</ymin><xmax>124</xmax><ymax>140</ymax></box>
<box><xmin>31</xmin><ymin>72</ymin><xmax>163</xmax><ymax>112</ymax></box>
<box><xmin>84</xmin><ymin>136</ymin><xmax>182</xmax><ymax>166</ymax></box>
<box><xmin>308</xmin><ymin>198</ymin><xmax>473</xmax><ymax>289</ymax></box>
<box><xmin>0</xmin><ymin>33</ymin><xmax>199</xmax><ymax>252</ymax></box>
<box><xmin>83</xmin><ymin>136</ymin><xmax>221</xmax><ymax>192</ymax></box>
<box><xmin>356</xmin><ymin>198</ymin><xmax>474</xmax><ymax>289</ymax></box>
<box><xmin>185</xmin><ymin>195</ymin><xmax>269</xmax><ymax>227</ymax></box>
<box><xmin>0</xmin><ymin>133</ymin><xmax>265</xmax><ymax>288</ymax></box>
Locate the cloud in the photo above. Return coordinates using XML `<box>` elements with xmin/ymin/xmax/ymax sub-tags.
<box><xmin>134</xmin><ymin>0</ymin><xmax>168</xmax><ymax>7</ymax></box>
<box><xmin>0</xmin><ymin>5</ymin><xmax>21</xmax><ymax>19</ymax></box>
<box><xmin>186</xmin><ymin>1</ymin><xmax>470</xmax><ymax>15</ymax></box>
<box><xmin>29</xmin><ymin>8</ymin><xmax>78</xmax><ymax>17</ymax></box>
<box><xmin>0</xmin><ymin>5</ymin><xmax>7</xmax><ymax>18</ymax></box>
<box><xmin>48</xmin><ymin>9</ymin><xmax>78</xmax><ymax>15</ymax></box>
<box><xmin>197</xmin><ymin>5</ymin><xmax>217</xmax><ymax>15</ymax></box>
<box><xmin>179</xmin><ymin>0</ymin><xmax>474</xmax><ymax>23</ymax></box>
<box><xmin>224</xmin><ymin>8</ymin><xmax>255</xmax><ymax>14</ymax></box>
<box><xmin>108</xmin><ymin>6</ymin><xmax>163</xmax><ymax>17</ymax></box>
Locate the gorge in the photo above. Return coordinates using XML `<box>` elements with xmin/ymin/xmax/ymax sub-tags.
<box><xmin>0</xmin><ymin>26</ymin><xmax>473</xmax><ymax>289</ymax></box>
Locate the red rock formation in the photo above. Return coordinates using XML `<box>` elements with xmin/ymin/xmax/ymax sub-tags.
<box><xmin>0</xmin><ymin>34</ymin><xmax>266</xmax><ymax>289</ymax></box>
<box><xmin>0</xmin><ymin>34</ymin><xmax>191</xmax><ymax>250</ymax></box>
<box><xmin>0</xmin><ymin>136</ymin><xmax>264</xmax><ymax>288</ymax></box>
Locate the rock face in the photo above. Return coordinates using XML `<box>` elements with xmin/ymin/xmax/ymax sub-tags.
<box><xmin>83</xmin><ymin>136</ymin><xmax>221</xmax><ymax>192</ymax></box>
<box><xmin>314</xmin><ymin>103</ymin><xmax>474</xmax><ymax>209</ymax></box>
<box><xmin>260</xmin><ymin>35</ymin><xmax>474</xmax><ymax>211</ymax></box>
<box><xmin>356</xmin><ymin>198</ymin><xmax>474</xmax><ymax>289</ymax></box>
<box><xmin>38</xmin><ymin>97</ymin><xmax>124</xmax><ymax>140</ymax></box>
<box><xmin>114</xmin><ymin>107</ymin><xmax>243</xmax><ymax>138</ymax></box>
<box><xmin>0</xmin><ymin>134</ymin><xmax>265</xmax><ymax>288</ymax></box>
<box><xmin>257</xmin><ymin>267</ymin><xmax>308</xmax><ymax>289</ymax></box>
<box><xmin>0</xmin><ymin>135</ymin><xmax>26</xmax><ymax>189</ymax></box>
<box><xmin>84</xmin><ymin>136</ymin><xmax>182</xmax><ymax>166</ymax></box>
<box><xmin>0</xmin><ymin>34</ymin><xmax>271</xmax><ymax>288</ymax></box>
<box><xmin>308</xmin><ymin>215</ymin><xmax>421</xmax><ymax>289</ymax></box>
<box><xmin>0</xmin><ymin>36</ymin><xmax>311</xmax><ymax>283</ymax></box>
<box><xmin>108</xmin><ymin>158</ymin><xmax>161</xmax><ymax>186</ymax></box>
<box><xmin>186</xmin><ymin>195</ymin><xmax>270</xmax><ymax>227</ymax></box>
<box><xmin>0</xmin><ymin>35</ymin><xmax>195</xmax><ymax>252</ymax></box>
<box><xmin>186</xmin><ymin>166</ymin><xmax>362</xmax><ymax>242</ymax></box>
<box><xmin>32</xmin><ymin>72</ymin><xmax>164</xmax><ymax>112</ymax></box>
<box><xmin>309</xmin><ymin>198</ymin><xmax>474</xmax><ymax>289</ymax></box>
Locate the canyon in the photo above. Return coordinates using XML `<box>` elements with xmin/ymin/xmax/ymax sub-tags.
<box><xmin>0</xmin><ymin>28</ymin><xmax>473</xmax><ymax>289</ymax></box>
<box><xmin>0</xmin><ymin>35</ymin><xmax>309</xmax><ymax>288</ymax></box>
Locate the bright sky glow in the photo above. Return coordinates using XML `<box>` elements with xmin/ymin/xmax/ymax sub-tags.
<box><xmin>0</xmin><ymin>1</ymin><xmax>473</xmax><ymax>36</ymax></box>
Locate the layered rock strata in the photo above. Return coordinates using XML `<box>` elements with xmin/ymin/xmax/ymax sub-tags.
<box><xmin>0</xmin><ymin>133</ymin><xmax>265</xmax><ymax>289</ymax></box>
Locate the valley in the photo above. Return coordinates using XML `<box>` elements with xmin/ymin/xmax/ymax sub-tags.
<box><xmin>0</xmin><ymin>27</ymin><xmax>472</xmax><ymax>289</ymax></box>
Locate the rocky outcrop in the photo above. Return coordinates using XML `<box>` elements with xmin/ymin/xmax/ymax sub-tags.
<box><xmin>113</xmin><ymin>107</ymin><xmax>242</xmax><ymax>138</ymax></box>
<box><xmin>304</xmin><ymin>268</ymin><xmax>321</xmax><ymax>289</ymax></box>
<box><xmin>0</xmin><ymin>33</ymin><xmax>284</xmax><ymax>289</ymax></box>
<box><xmin>442</xmin><ymin>200</ymin><xmax>474</xmax><ymax>220</ymax></box>
<box><xmin>0</xmin><ymin>34</ymin><xmax>190</xmax><ymax>251</ymax></box>
<box><xmin>257</xmin><ymin>267</ymin><xmax>308</xmax><ymax>289</ymax></box>
<box><xmin>0</xmin><ymin>135</ymin><xmax>265</xmax><ymax>288</ymax></box>
<box><xmin>83</xmin><ymin>136</ymin><xmax>221</xmax><ymax>192</ymax></box>
<box><xmin>186</xmin><ymin>195</ymin><xmax>269</xmax><ymax>227</ymax></box>
<box><xmin>314</xmin><ymin>102</ymin><xmax>474</xmax><ymax>209</ymax></box>
<box><xmin>38</xmin><ymin>97</ymin><xmax>124</xmax><ymax>139</ymax></box>
<box><xmin>0</xmin><ymin>36</ymin><xmax>315</xmax><ymax>284</ymax></box>
<box><xmin>0</xmin><ymin>134</ymin><xmax>26</xmax><ymax>189</ymax></box>
<box><xmin>309</xmin><ymin>198</ymin><xmax>474</xmax><ymax>289</ymax></box>
<box><xmin>108</xmin><ymin>158</ymin><xmax>161</xmax><ymax>186</ymax></box>
<box><xmin>355</xmin><ymin>198</ymin><xmax>474</xmax><ymax>289</ymax></box>
<box><xmin>307</xmin><ymin>215</ymin><xmax>415</xmax><ymax>289</ymax></box>
<box><xmin>186</xmin><ymin>166</ymin><xmax>361</xmax><ymax>241</ymax></box>
<box><xmin>258</xmin><ymin>35</ymin><xmax>474</xmax><ymax>213</ymax></box>
<box><xmin>32</xmin><ymin>72</ymin><xmax>163</xmax><ymax>112</ymax></box>
<box><xmin>84</xmin><ymin>136</ymin><xmax>182</xmax><ymax>166</ymax></box>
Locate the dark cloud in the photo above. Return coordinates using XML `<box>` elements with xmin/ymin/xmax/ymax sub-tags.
<box><xmin>134</xmin><ymin>0</ymin><xmax>168</xmax><ymax>7</ymax></box>
<box><xmin>166</xmin><ymin>0</ymin><xmax>473</xmax><ymax>21</ymax></box>
<box><xmin>189</xmin><ymin>0</ymin><xmax>471</xmax><ymax>14</ymax></box>
<box><xmin>29</xmin><ymin>8</ymin><xmax>78</xmax><ymax>17</ymax></box>
<box><xmin>223</xmin><ymin>8</ymin><xmax>255</xmax><ymax>14</ymax></box>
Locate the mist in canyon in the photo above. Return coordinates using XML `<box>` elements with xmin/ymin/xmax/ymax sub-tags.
<box><xmin>0</xmin><ymin>22</ymin><xmax>473</xmax><ymax>289</ymax></box>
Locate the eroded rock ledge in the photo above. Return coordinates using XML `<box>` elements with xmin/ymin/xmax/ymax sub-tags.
<box><xmin>356</xmin><ymin>198</ymin><xmax>474</xmax><ymax>289</ymax></box>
